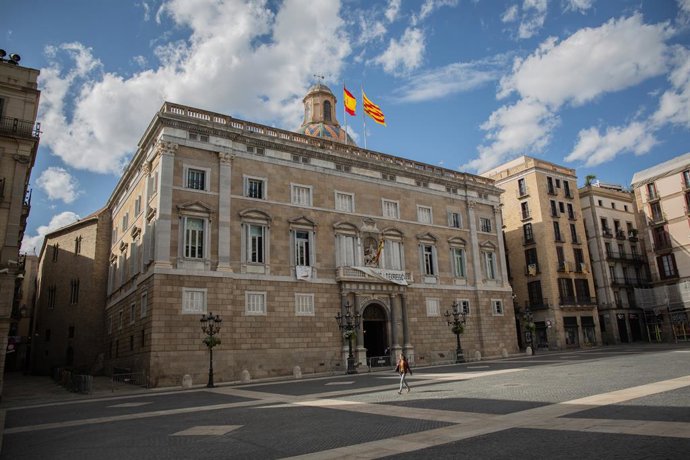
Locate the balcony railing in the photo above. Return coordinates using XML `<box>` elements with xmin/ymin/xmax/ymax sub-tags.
<box><xmin>523</xmin><ymin>236</ymin><xmax>536</xmax><ymax>246</ymax></box>
<box><xmin>605</xmin><ymin>250</ymin><xmax>647</xmax><ymax>263</ymax></box>
<box><xmin>560</xmin><ymin>296</ymin><xmax>597</xmax><ymax>306</ymax></box>
<box><xmin>602</xmin><ymin>229</ymin><xmax>613</xmax><ymax>238</ymax></box>
<box><xmin>615</xmin><ymin>230</ymin><xmax>627</xmax><ymax>240</ymax></box>
<box><xmin>610</xmin><ymin>277</ymin><xmax>652</xmax><ymax>288</ymax></box>
<box><xmin>525</xmin><ymin>298</ymin><xmax>549</xmax><ymax>311</ymax></box>
<box><xmin>0</xmin><ymin>117</ymin><xmax>40</xmax><ymax>139</ymax></box>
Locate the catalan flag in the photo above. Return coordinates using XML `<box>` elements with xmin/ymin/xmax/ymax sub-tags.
<box><xmin>343</xmin><ymin>86</ymin><xmax>356</xmax><ymax>116</ymax></box>
<box><xmin>372</xmin><ymin>239</ymin><xmax>385</xmax><ymax>266</ymax></box>
<box><xmin>362</xmin><ymin>91</ymin><xmax>386</xmax><ymax>126</ymax></box>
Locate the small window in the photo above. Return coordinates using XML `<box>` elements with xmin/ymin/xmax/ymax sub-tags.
<box><xmin>182</xmin><ymin>288</ymin><xmax>207</xmax><ymax>314</ymax></box>
<box><xmin>457</xmin><ymin>299</ymin><xmax>470</xmax><ymax>316</ymax></box>
<box><xmin>122</xmin><ymin>213</ymin><xmax>129</xmax><ymax>231</ymax></box>
<box><xmin>69</xmin><ymin>279</ymin><xmax>80</xmax><ymax>305</ymax></box>
<box><xmin>186</xmin><ymin>168</ymin><xmax>207</xmax><ymax>191</ymax></box>
<box><xmin>107</xmin><ymin>316</ymin><xmax>113</xmax><ymax>334</ymax></box>
<box><xmin>452</xmin><ymin>247</ymin><xmax>466</xmax><ymax>278</ymax></box>
<box><xmin>68</xmin><ymin>325</ymin><xmax>75</xmax><ymax>339</ymax></box>
<box><xmin>491</xmin><ymin>299</ymin><xmax>504</xmax><ymax>316</ymax></box>
<box><xmin>422</xmin><ymin>244</ymin><xmax>436</xmax><ymax>276</ymax></box>
<box><xmin>480</xmin><ymin>217</ymin><xmax>492</xmax><ymax>233</ymax></box>
<box><xmin>485</xmin><ymin>252</ymin><xmax>497</xmax><ymax>279</ymax></box>
<box><xmin>291</xmin><ymin>184</ymin><xmax>312</xmax><ymax>207</ymax></box>
<box><xmin>382</xmin><ymin>199</ymin><xmax>400</xmax><ymax>219</ymax></box>
<box><xmin>335</xmin><ymin>191</ymin><xmax>354</xmax><ymax>212</ymax></box>
<box><xmin>135</xmin><ymin>195</ymin><xmax>142</xmax><ymax>215</ymax></box>
<box><xmin>119</xmin><ymin>310</ymin><xmax>124</xmax><ymax>329</ymax></box>
<box><xmin>246</xmin><ymin>291</ymin><xmax>267</xmax><ymax>315</ymax></box>
<box><xmin>449</xmin><ymin>212</ymin><xmax>462</xmax><ymax>228</ymax></box>
<box><xmin>130</xmin><ymin>303</ymin><xmax>136</xmax><ymax>324</ymax></box>
<box><xmin>52</xmin><ymin>243</ymin><xmax>59</xmax><ymax>262</ymax></box>
<box><xmin>140</xmin><ymin>292</ymin><xmax>148</xmax><ymax>318</ymax></box>
<box><xmin>417</xmin><ymin>206</ymin><xmax>432</xmax><ymax>224</ymax></box>
<box><xmin>295</xmin><ymin>293</ymin><xmax>314</xmax><ymax>316</ymax></box>
<box><xmin>245</xmin><ymin>177</ymin><xmax>266</xmax><ymax>199</ymax></box>
<box><xmin>292</xmin><ymin>155</ymin><xmax>310</xmax><ymax>164</ymax></box>
<box><xmin>598</xmin><ymin>200</ymin><xmax>603</xmax><ymax>206</ymax></box>
<box><xmin>74</xmin><ymin>236</ymin><xmax>82</xmax><ymax>255</ymax></box>
<box><xmin>426</xmin><ymin>298</ymin><xmax>440</xmax><ymax>317</ymax></box>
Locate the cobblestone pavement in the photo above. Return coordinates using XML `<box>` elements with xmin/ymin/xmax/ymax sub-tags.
<box><xmin>1</xmin><ymin>343</ymin><xmax>690</xmax><ymax>459</ymax></box>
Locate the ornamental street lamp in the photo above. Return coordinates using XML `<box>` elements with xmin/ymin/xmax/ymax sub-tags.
<box><xmin>335</xmin><ymin>301</ymin><xmax>361</xmax><ymax>374</ymax></box>
<box><xmin>444</xmin><ymin>301</ymin><xmax>467</xmax><ymax>363</ymax></box>
<box><xmin>523</xmin><ymin>306</ymin><xmax>536</xmax><ymax>355</ymax></box>
<box><xmin>200</xmin><ymin>312</ymin><xmax>222</xmax><ymax>388</ymax></box>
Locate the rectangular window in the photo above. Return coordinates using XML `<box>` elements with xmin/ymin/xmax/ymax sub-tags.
<box><xmin>248</xmin><ymin>224</ymin><xmax>265</xmax><ymax>263</ymax></box>
<box><xmin>575</xmin><ymin>279</ymin><xmax>591</xmax><ymax>302</ymax></box>
<box><xmin>182</xmin><ymin>288</ymin><xmax>207</xmax><ymax>314</ymax></box>
<box><xmin>417</xmin><ymin>206</ymin><xmax>433</xmax><ymax>224</ymax></box>
<box><xmin>523</xmin><ymin>223</ymin><xmax>534</xmax><ymax>243</ymax></box>
<box><xmin>458</xmin><ymin>299</ymin><xmax>470</xmax><ymax>316</ymax></box>
<box><xmin>657</xmin><ymin>254</ymin><xmax>678</xmax><ymax>279</ymax></box>
<box><xmin>69</xmin><ymin>279</ymin><xmax>80</xmax><ymax>305</ymax></box>
<box><xmin>485</xmin><ymin>252</ymin><xmax>497</xmax><ymax>279</ymax></box>
<box><xmin>564</xmin><ymin>180</ymin><xmax>572</xmax><ymax>198</ymax></box>
<box><xmin>491</xmin><ymin>299</ymin><xmax>504</xmax><ymax>316</ymax></box>
<box><xmin>547</xmin><ymin>177</ymin><xmax>555</xmax><ymax>194</ymax></box>
<box><xmin>246</xmin><ymin>291</ymin><xmax>267</xmax><ymax>315</ymax></box>
<box><xmin>135</xmin><ymin>195</ymin><xmax>142</xmax><ymax>216</ymax></box>
<box><xmin>426</xmin><ymin>298</ymin><xmax>440</xmax><ymax>317</ymax></box>
<box><xmin>335</xmin><ymin>191</ymin><xmax>354</xmax><ymax>212</ymax></box>
<box><xmin>74</xmin><ymin>236</ymin><xmax>82</xmax><ymax>255</ymax></box>
<box><xmin>558</xmin><ymin>278</ymin><xmax>575</xmax><ymax>304</ymax></box>
<box><xmin>383</xmin><ymin>240</ymin><xmax>403</xmax><ymax>270</ymax></box>
<box><xmin>559</xmin><ymin>202</ymin><xmax>565</xmax><ymax>214</ymax></box>
<box><xmin>52</xmin><ymin>243</ymin><xmax>59</xmax><ymax>262</ymax></box>
<box><xmin>557</xmin><ymin>246</ymin><xmax>565</xmax><ymax>270</ymax></box>
<box><xmin>480</xmin><ymin>217</ymin><xmax>492</xmax><ymax>233</ymax></box>
<box><xmin>183</xmin><ymin>217</ymin><xmax>205</xmax><ymax>259</ymax></box>
<box><xmin>650</xmin><ymin>202</ymin><xmax>663</xmax><ymax>222</ymax></box>
<box><xmin>140</xmin><ymin>292</ymin><xmax>148</xmax><ymax>318</ymax></box>
<box><xmin>294</xmin><ymin>230</ymin><xmax>312</xmax><ymax>266</ymax></box>
<box><xmin>449</xmin><ymin>212</ymin><xmax>462</xmax><ymax>228</ymax></box>
<box><xmin>647</xmin><ymin>182</ymin><xmax>658</xmax><ymax>200</ymax></box>
<box><xmin>570</xmin><ymin>224</ymin><xmax>578</xmax><ymax>243</ymax></box>
<box><xmin>246</xmin><ymin>177</ymin><xmax>265</xmax><ymax>199</ymax></box>
<box><xmin>48</xmin><ymin>285</ymin><xmax>56</xmax><ymax>309</ymax></box>
<box><xmin>452</xmin><ymin>248</ymin><xmax>466</xmax><ymax>278</ymax></box>
<box><xmin>567</xmin><ymin>203</ymin><xmax>575</xmax><ymax>219</ymax></box>
<box><xmin>130</xmin><ymin>303</ymin><xmax>136</xmax><ymax>324</ymax></box>
<box><xmin>574</xmin><ymin>248</ymin><xmax>585</xmax><ymax>270</ymax></box>
<box><xmin>521</xmin><ymin>202</ymin><xmax>530</xmax><ymax>219</ymax></box>
<box><xmin>525</xmin><ymin>248</ymin><xmax>538</xmax><ymax>274</ymax></box>
<box><xmin>527</xmin><ymin>280</ymin><xmax>544</xmax><ymax>307</ymax></box>
<box><xmin>186</xmin><ymin>168</ymin><xmax>206</xmax><ymax>190</ymax></box>
<box><xmin>517</xmin><ymin>178</ymin><xmax>527</xmax><ymax>196</ymax></box>
<box><xmin>684</xmin><ymin>170</ymin><xmax>690</xmax><ymax>188</ymax></box>
<box><xmin>336</xmin><ymin>234</ymin><xmax>357</xmax><ymax>267</ymax></box>
<box><xmin>295</xmin><ymin>293</ymin><xmax>315</xmax><ymax>316</ymax></box>
<box><xmin>550</xmin><ymin>200</ymin><xmax>558</xmax><ymax>217</ymax></box>
<box><xmin>553</xmin><ymin>221</ymin><xmax>562</xmax><ymax>242</ymax></box>
<box><xmin>107</xmin><ymin>316</ymin><xmax>113</xmax><ymax>334</ymax></box>
<box><xmin>119</xmin><ymin>310</ymin><xmax>124</xmax><ymax>329</ymax></box>
<box><xmin>382</xmin><ymin>199</ymin><xmax>400</xmax><ymax>219</ymax></box>
<box><xmin>291</xmin><ymin>184</ymin><xmax>312</xmax><ymax>206</ymax></box>
<box><xmin>422</xmin><ymin>244</ymin><xmax>436</xmax><ymax>276</ymax></box>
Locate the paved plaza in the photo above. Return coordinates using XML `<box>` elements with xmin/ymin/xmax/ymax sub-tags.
<box><xmin>1</xmin><ymin>344</ymin><xmax>689</xmax><ymax>459</ymax></box>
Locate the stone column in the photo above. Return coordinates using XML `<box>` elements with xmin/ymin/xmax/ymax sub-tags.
<box><xmin>340</xmin><ymin>293</ymin><xmax>349</xmax><ymax>369</ymax></box>
<box><xmin>494</xmin><ymin>205</ymin><xmax>509</xmax><ymax>286</ymax></box>
<box><xmin>354</xmin><ymin>293</ymin><xmax>366</xmax><ymax>367</ymax></box>
<box><xmin>217</xmin><ymin>151</ymin><xmax>234</xmax><ymax>272</ymax></box>
<box><xmin>468</xmin><ymin>201</ymin><xmax>482</xmax><ymax>284</ymax></box>
<box><xmin>389</xmin><ymin>293</ymin><xmax>402</xmax><ymax>360</ymax></box>
<box><xmin>401</xmin><ymin>293</ymin><xmax>414</xmax><ymax>362</ymax></box>
<box><xmin>154</xmin><ymin>140</ymin><xmax>177</xmax><ymax>269</ymax></box>
<box><xmin>139</xmin><ymin>162</ymin><xmax>151</xmax><ymax>271</ymax></box>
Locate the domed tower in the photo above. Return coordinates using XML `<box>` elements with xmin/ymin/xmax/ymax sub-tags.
<box><xmin>297</xmin><ymin>83</ymin><xmax>356</xmax><ymax>145</ymax></box>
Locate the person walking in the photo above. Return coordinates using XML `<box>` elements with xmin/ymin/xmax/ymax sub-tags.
<box><xmin>395</xmin><ymin>354</ymin><xmax>412</xmax><ymax>394</ymax></box>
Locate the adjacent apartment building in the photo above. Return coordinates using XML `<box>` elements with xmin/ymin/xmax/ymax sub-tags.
<box><xmin>631</xmin><ymin>152</ymin><xmax>690</xmax><ymax>342</ymax></box>
<box><xmin>579</xmin><ymin>181</ymin><xmax>650</xmax><ymax>344</ymax></box>
<box><xmin>0</xmin><ymin>52</ymin><xmax>40</xmax><ymax>395</ymax></box>
<box><xmin>30</xmin><ymin>209</ymin><xmax>111</xmax><ymax>374</ymax></box>
<box><xmin>482</xmin><ymin>156</ymin><xmax>601</xmax><ymax>351</ymax></box>
<box><xmin>99</xmin><ymin>83</ymin><xmax>518</xmax><ymax>387</ymax></box>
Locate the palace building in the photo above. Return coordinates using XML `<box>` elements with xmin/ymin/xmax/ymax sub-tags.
<box><xmin>41</xmin><ymin>84</ymin><xmax>519</xmax><ymax>387</ymax></box>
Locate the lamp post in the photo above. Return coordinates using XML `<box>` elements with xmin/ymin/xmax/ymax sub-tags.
<box><xmin>524</xmin><ymin>306</ymin><xmax>536</xmax><ymax>355</ymax></box>
<box><xmin>200</xmin><ymin>312</ymin><xmax>222</xmax><ymax>388</ymax></box>
<box><xmin>335</xmin><ymin>301</ymin><xmax>361</xmax><ymax>374</ymax></box>
<box><xmin>444</xmin><ymin>301</ymin><xmax>467</xmax><ymax>363</ymax></box>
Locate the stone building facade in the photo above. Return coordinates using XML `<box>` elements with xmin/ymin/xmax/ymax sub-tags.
<box><xmin>104</xmin><ymin>84</ymin><xmax>518</xmax><ymax>387</ymax></box>
<box><xmin>482</xmin><ymin>156</ymin><xmax>601</xmax><ymax>351</ymax></box>
<box><xmin>579</xmin><ymin>182</ymin><xmax>650</xmax><ymax>344</ymax></box>
<box><xmin>0</xmin><ymin>55</ymin><xmax>40</xmax><ymax>395</ymax></box>
<box><xmin>30</xmin><ymin>209</ymin><xmax>111</xmax><ymax>374</ymax></box>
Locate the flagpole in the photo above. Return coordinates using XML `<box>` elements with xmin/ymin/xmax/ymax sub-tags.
<box><xmin>361</xmin><ymin>85</ymin><xmax>367</xmax><ymax>150</ymax></box>
<box><xmin>343</xmin><ymin>83</ymin><xmax>348</xmax><ymax>146</ymax></box>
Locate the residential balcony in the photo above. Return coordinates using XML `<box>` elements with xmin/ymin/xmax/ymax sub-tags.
<box><xmin>523</xmin><ymin>236</ymin><xmax>536</xmax><ymax>246</ymax></box>
<box><xmin>610</xmin><ymin>277</ymin><xmax>652</xmax><ymax>288</ymax></box>
<box><xmin>615</xmin><ymin>229</ymin><xmax>627</xmax><ymax>240</ymax></box>
<box><xmin>560</xmin><ymin>296</ymin><xmax>597</xmax><ymax>306</ymax></box>
<box><xmin>602</xmin><ymin>229</ymin><xmax>613</xmax><ymax>238</ymax></box>
<box><xmin>649</xmin><ymin>212</ymin><xmax>667</xmax><ymax>225</ymax></box>
<box><xmin>653</xmin><ymin>240</ymin><xmax>673</xmax><ymax>252</ymax></box>
<box><xmin>628</xmin><ymin>230</ymin><xmax>639</xmax><ymax>242</ymax></box>
<box><xmin>0</xmin><ymin>116</ymin><xmax>41</xmax><ymax>139</ymax></box>
<box><xmin>525</xmin><ymin>298</ymin><xmax>549</xmax><ymax>311</ymax></box>
<box><xmin>605</xmin><ymin>250</ymin><xmax>647</xmax><ymax>264</ymax></box>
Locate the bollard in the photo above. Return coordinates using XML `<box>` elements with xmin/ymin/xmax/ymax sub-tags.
<box><xmin>182</xmin><ymin>374</ymin><xmax>193</xmax><ymax>388</ymax></box>
<box><xmin>240</xmin><ymin>369</ymin><xmax>251</xmax><ymax>383</ymax></box>
<box><xmin>293</xmin><ymin>366</ymin><xmax>302</xmax><ymax>379</ymax></box>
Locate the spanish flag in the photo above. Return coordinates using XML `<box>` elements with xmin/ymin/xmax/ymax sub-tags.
<box><xmin>343</xmin><ymin>87</ymin><xmax>356</xmax><ymax>116</ymax></box>
<box><xmin>362</xmin><ymin>91</ymin><xmax>386</xmax><ymax>126</ymax></box>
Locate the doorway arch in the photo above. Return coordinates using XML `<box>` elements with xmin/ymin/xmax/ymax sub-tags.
<box><xmin>362</xmin><ymin>303</ymin><xmax>388</xmax><ymax>359</ymax></box>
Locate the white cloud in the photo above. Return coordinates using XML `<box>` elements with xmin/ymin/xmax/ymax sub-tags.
<box><xmin>417</xmin><ymin>0</ymin><xmax>459</xmax><ymax>23</ymax></box>
<box><xmin>356</xmin><ymin>15</ymin><xmax>387</xmax><ymax>46</ymax></box>
<box><xmin>502</xmin><ymin>5</ymin><xmax>519</xmax><ymax>23</ymax></box>
<box><xmin>466</xmin><ymin>97</ymin><xmax>558</xmax><ymax>172</ymax></box>
<box><xmin>679</xmin><ymin>0</ymin><xmax>690</xmax><ymax>24</ymax></box>
<box><xmin>518</xmin><ymin>0</ymin><xmax>548</xmax><ymax>39</ymax></box>
<box><xmin>652</xmin><ymin>45</ymin><xmax>690</xmax><ymax>128</ymax></box>
<box><xmin>395</xmin><ymin>54</ymin><xmax>509</xmax><ymax>102</ymax></box>
<box><xmin>565</xmin><ymin>122</ymin><xmax>657</xmax><ymax>166</ymax></box>
<box><xmin>36</xmin><ymin>167</ymin><xmax>82</xmax><ymax>204</ymax></box>
<box><xmin>21</xmin><ymin>211</ymin><xmax>81</xmax><ymax>255</ymax></box>
<box><xmin>465</xmin><ymin>14</ymin><xmax>672</xmax><ymax>173</ymax></box>
<box><xmin>500</xmin><ymin>14</ymin><xmax>670</xmax><ymax>107</ymax></box>
<box><xmin>385</xmin><ymin>0</ymin><xmax>401</xmax><ymax>22</ymax></box>
<box><xmin>565</xmin><ymin>0</ymin><xmax>594</xmax><ymax>13</ymax></box>
<box><xmin>38</xmin><ymin>0</ymin><xmax>351</xmax><ymax>175</ymax></box>
<box><xmin>372</xmin><ymin>27</ymin><xmax>425</xmax><ymax>75</ymax></box>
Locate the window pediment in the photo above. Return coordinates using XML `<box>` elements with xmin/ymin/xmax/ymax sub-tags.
<box><xmin>448</xmin><ymin>236</ymin><xmax>467</xmax><ymax>247</ymax></box>
<box><xmin>416</xmin><ymin>231</ymin><xmax>437</xmax><ymax>242</ymax></box>
<box><xmin>289</xmin><ymin>215</ymin><xmax>317</xmax><ymax>229</ymax></box>
<box><xmin>177</xmin><ymin>200</ymin><xmax>213</xmax><ymax>215</ymax></box>
<box><xmin>381</xmin><ymin>227</ymin><xmax>403</xmax><ymax>238</ymax></box>
<box><xmin>480</xmin><ymin>241</ymin><xmax>497</xmax><ymax>250</ymax></box>
<box><xmin>333</xmin><ymin>221</ymin><xmax>359</xmax><ymax>234</ymax></box>
<box><xmin>238</xmin><ymin>208</ymin><xmax>272</xmax><ymax>224</ymax></box>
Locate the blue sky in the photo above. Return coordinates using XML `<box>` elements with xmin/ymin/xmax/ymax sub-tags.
<box><xmin>4</xmin><ymin>0</ymin><xmax>690</xmax><ymax>254</ymax></box>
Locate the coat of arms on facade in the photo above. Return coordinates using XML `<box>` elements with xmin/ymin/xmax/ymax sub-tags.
<box><xmin>361</xmin><ymin>218</ymin><xmax>383</xmax><ymax>267</ymax></box>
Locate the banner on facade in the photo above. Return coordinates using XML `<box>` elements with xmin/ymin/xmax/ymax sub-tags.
<box><xmin>352</xmin><ymin>266</ymin><xmax>408</xmax><ymax>285</ymax></box>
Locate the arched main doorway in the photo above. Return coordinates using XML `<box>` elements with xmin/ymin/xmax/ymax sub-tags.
<box><xmin>362</xmin><ymin>303</ymin><xmax>388</xmax><ymax>359</ymax></box>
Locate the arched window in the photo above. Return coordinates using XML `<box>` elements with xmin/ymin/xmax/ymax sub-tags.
<box><xmin>323</xmin><ymin>100</ymin><xmax>332</xmax><ymax>121</ymax></box>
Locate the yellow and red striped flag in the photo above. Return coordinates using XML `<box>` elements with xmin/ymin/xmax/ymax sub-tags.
<box><xmin>343</xmin><ymin>86</ymin><xmax>356</xmax><ymax>116</ymax></box>
<box><xmin>362</xmin><ymin>91</ymin><xmax>386</xmax><ymax>126</ymax></box>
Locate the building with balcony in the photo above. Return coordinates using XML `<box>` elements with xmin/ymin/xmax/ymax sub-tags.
<box><xmin>30</xmin><ymin>209</ymin><xmax>110</xmax><ymax>375</ymax></box>
<box><xmin>99</xmin><ymin>84</ymin><xmax>518</xmax><ymax>387</ymax></box>
<box><xmin>482</xmin><ymin>156</ymin><xmax>600</xmax><ymax>351</ymax></box>
<box><xmin>0</xmin><ymin>52</ymin><xmax>40</xmax><ymax>395</ymax></box>
<box><xmin>631</xmin><ymin>152</ymin><xmax>690</xmax><ymax>342</ymax></box>
<box><xmin>579</xmin><ymin>181</ymin><xmax>650</xmax><ymax>344</ymax></box>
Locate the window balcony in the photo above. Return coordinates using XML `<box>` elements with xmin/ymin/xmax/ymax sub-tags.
<box><xmin>0</xmin><ymin>116</ymin><xmax>41</xmax><ymax>139</ymax></box>
<box><xmin>335</xmin><ymin>266</ymin><xmax>413</xmax><ymax>284</ymax></box>
<box><xmin>602</xmin><ymin>229</ymin><xmax>613</xmax><ymax>238</ymax></box>
<box><xmin>560</xmin><ymin>296</ymin><xmax>597</xmax><ymax>306</ymax></box>
<box><xmin>615</xmin><ymin>229</ymin><xmax>627</xmax><ymax>240</ymax></box>
<box><xmin>525</xmin><ymin>298</ymin><xmax>549</xmax><ymax>311</ymax></box>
